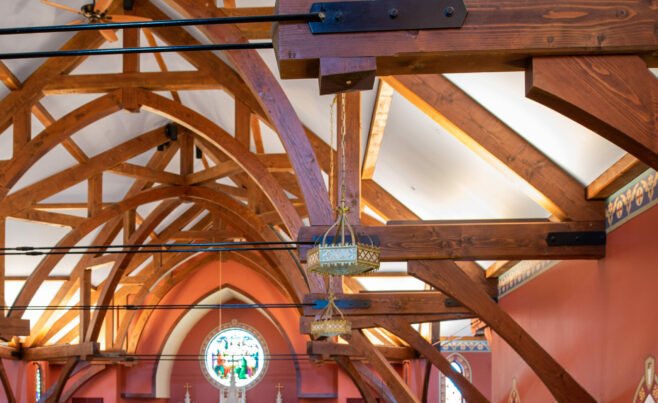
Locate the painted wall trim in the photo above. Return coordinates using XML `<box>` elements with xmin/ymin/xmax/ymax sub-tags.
<box><xmin>498</xmin><ymin>168</ymin><xmax>658</xmax><ymax>298</ymax></box>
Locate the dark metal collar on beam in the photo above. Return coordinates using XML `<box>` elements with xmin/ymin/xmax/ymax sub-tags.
<box><xmin>0</xmin><ymin>42</ymin><xmax>274</xmax><ymax>60</ymax></box>
<box><xmin>0</xmin><ymin>13</ymin><xmax>323</xmax><ymax>36</ymax></box>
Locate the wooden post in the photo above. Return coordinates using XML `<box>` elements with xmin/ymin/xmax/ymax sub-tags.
<box><xmin>123</xmin><ymin>210</ymin><xmax>136</xmax><ymax>245</ymax></box>
<box><xmin>408</xmin><ymin>260</ymin><xmax>596</xmax><ymax>403</ymax></box>
<box><xmin>337</xmin><ymin>92</ymin><xmax>361</xmax><ymax>224</ymax></box>
<box><xmin>87</xmin><ymin>174</ymin><xmax>103</xmax><ymax>218</ymax></box>
<box><xmin>179</xmin><ymin>131</ymin><xmax>194</xmax><ymax>176</ymax></box>
<box><xmin>79</xmin><ymin>269</ymin><xmax>91</xmax><ymax>345</ymax></box>
<box><xmin>13</xmin><ymin>106</ymin><xmax>31</xmax><ymax>156</ymax></box>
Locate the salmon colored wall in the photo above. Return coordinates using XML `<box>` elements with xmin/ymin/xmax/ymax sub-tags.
<box><xmin>492</xmin><ymin>205</ymin><xmax>658</xmax><ymax>402</ymax></box>
<box><xmin>168</xmin><ymin>300</ymin><xmax>298</xmax><ymax>403</ymax></box>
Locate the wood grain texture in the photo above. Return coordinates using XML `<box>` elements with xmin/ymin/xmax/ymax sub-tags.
<box><xmin>384</xmin><ymin>74</ymin><xmax>603</xmax><ymax>221</ymax></box>
<box><xmin>319</xmin><ymin>57</ymin><xmax>376</xmax><ymax>94</ymax></box>
<box><xmin>528</xmin><ymin>55</ymin><xmax>658</xmax><ymax>170</ymax></box>
<box><xmin>362</xmin><ymin>80</ymin><xmax>394</xmax><ymax>180</ymax></box>
<box><xmin>298</xmin><ymin>221</ymin><xmax>605</xmax><ymax>261</ymax></box>
<box><xmin>160</xmin><ymin>0</ymin><xmax>333</xmax><ymax>226</ymax></box>
<box><xmin>309</xmin><ymin>341</ymin><xmax>417</xmax><ymax>361</ymax></box>
<box><xmin>587</xmin><ymin>153</ymin><xmax>649</xmax><ymax>199</ymax></box>
<box><xmin>409</xmin><ymin>260</ymin><xmax>596</xmax><ymax>403</ymax></box>
<box><xmin>352</xmin><ymin>360</ymin><xmax>396</xmax><ymax>403</ymax></box>
<box><xmin>350</xmin><ymin>329</ymin><xmax>420</xmax><ymax>402</ymax></box>
<box><xmin>378</xmin><ymin>317</ymin><xmax>489</xmax><ymax>403</ymax></box>
<box><xmin>337</xmin><ymin>92</ymin><xmax>362</xmax><ymax>223</ymax></box>
<box><xmin>275</xmin><ymin>0</ymin><xmax>658</xmax><ymax>78</ymax></box>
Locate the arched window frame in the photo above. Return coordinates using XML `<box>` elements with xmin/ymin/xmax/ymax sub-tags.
<box><xmin>33</xmin><ymin>362</ymin><xmax>43</xmax><ymax>402</ymax></box>
<box><xmin>439</xmin><ymin>353</ymin><xmax>472</xmax><ymax>403</ymax></box>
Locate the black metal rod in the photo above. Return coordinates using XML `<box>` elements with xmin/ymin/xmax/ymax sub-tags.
<box><xmin>0</xmin><ymin>245</ymin><xmax>297</xmax><ymax>256</ymax></box>
<box><xmin>0</xmin><ymin>13</ymin><xmax>323</xmax><ymax>36</ymax></box>
<box><xmin>1</xmin><ymin>240</ymin><xmax>311</xmax><ymax>252</ymax></box>
<box><xmin>0</xmin><ymin>42</ymin><xmax>273</xmax><ymax>60</ymax></box>
<box><xmin>6</xmin><ymin>303</ymin><xmax>311</xmax><ymax>311</ymax></box>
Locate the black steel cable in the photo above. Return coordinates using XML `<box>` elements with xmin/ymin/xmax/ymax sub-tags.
<box><xmin>5</xmin><ymin>303</ymin><xmax>312</xmax><ymax>311</ymax></box>
<box><xmin>0</xmin><ymin>13</ymin><xmax>323</xmax><ymax>36</ymax></box>
<box><xmin>0</xmin><ymin>245</ymin><xmax>298</xmax><ymax>256</ymax></box>
<box><xmin>0</xmin><ymin>42</ymin><xmax>274</xmax><ymax>60</ymax></box>
<box><xmin>0</xmin><ymin>240</ymin><xmax>311</xmax><ymax>252</ymax></box>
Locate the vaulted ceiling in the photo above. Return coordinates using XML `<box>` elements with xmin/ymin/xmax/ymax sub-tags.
<box><xmin>0</xmin><ymin>0</ymin><xmax>653</xmax><ymax>370</ymax></box>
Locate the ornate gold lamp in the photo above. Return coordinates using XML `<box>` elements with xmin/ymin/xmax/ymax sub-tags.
<box><xmin>307</xmin><ymin>94</ymin><xmax>380</xmax><ymax>277</ymax></box>
<box><xmin>310</xmin><ymin>286</ymin><xmax>351</xmax><ymax>338</ymax></box>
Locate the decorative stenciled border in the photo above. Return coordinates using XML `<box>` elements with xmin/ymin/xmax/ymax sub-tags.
<box><xmin>606</xmin><ymin>169</ymin><xmax>658</xmax><ymax>232</ymax></box>
<box><xmin>498</xmin><ymin>260</ymin><xmax>560</xmax><ymax>298</ymax></box>
<box><xmin>439</xmin><ymin>339</ymin><xmax>490</xmax><ymax>353</ymax></box>
<box><xmin>499</xmin><ymin>168</ymin><xmax>658</xmax><ymax>298</ymax></box>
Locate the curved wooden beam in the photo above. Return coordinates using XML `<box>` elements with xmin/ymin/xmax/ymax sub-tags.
<box><xmin>45</xmin><ymin>357</ymin><xmax>79</xmax><ymax>403</ymax></box>
<box><xmin>350</xmin><ymin>329</ymin><xmax>420</xmax><ymax>402</ymax></box>
<box><xmin>159</xmin><ymin>0</ymin><xmax>333</xmax><ymax>226</ymax></box>
<box><xmin>377</xmin><ymin>316</ymin><xmax>489</xmax><ymax>402</ymax></box>
<box><xmin>85</xmin><ymin>199</ymin><xmax>181</xmax><ymax>342</ymax></box>
<box><xmin>9</xmin><ymin>186</ymin><xmax>183</xmax><ymax>319</ymax></box>
<box><xmin>335</xmin><ymin>356</ymin><xmax>378</xmax><ymax>403</ymax></box>
<box><xmin>60</xmin><ymin>364</ymin><xmax>107</xmax><ymax>402</ymax></box>
<box><xmin>137</xmin><ymin>89</ymin><xmax>303</xmax><ymax>237</ymax></box>
<box><xmin>408</xmin><ymin>260</ymin><xmax>596</xmax><ymax>403</ymax></box>
<box><xmin>86</xmin><ymin>185</ymin><xmax>310</xmax><ymax>342</ymax></box>
<box><xmin>527</xmin><ymin>55</ymin><xmax>658</xmax><ymax>170</ymax></box>
<box><xmin>0</xmin><ymin>92</ymin><xmax>121</xmax><ymax>193</ymax></box>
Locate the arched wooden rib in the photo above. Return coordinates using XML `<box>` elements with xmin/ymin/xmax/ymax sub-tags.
<box><xmin>85</xmin><ymin>199</ymin><xmax>181</xmax><ymax>342</ymax></box>
<box><xmin>60</xmin><ymin>364</ymin><xmax>107</xmax><ymax>402</ymax></box>
<box><xmin>137</xmin><ymin>89</ymin><xmax>303</xmax><ymax>238</ymax></box>
<box><xmin>408</xmin><ymin>260</ymin><xmax>596</xmax><ymax>403</ymax></box>
<box><xmin>158</xmin><ymin>0</ymin><xmax>333</xmax><ymax>226</ymax></box>
<box><xmin>86</xmin><ymin>186</ymin><xmax>310</xmax><ymax>342</ymax></box>
<box><xmin>45</xmin><ymin>357</ymin><xmax>79</xmax><ymax>403</ymax></box>
<box><xmin>8</xmin><ymin>186</ymin><xmax>183</xmax><ymax>319</ymax></box>
<box><xmin>0</xmin><ymin>125</ymin><xmax>169</xmax><ymax>217</ymax></box>
<box><xmin>123</xmin><ymin>250</ymin><xmax>288</xmax><ymax>353</ymax></box>
<box><xmin>334</xmin><ymin>356</ymin><xmax>378</xmax><ymax>403</ymax></box>
<box><xmin>377</xmin><ymin>316</ymin><xmax>489</xmax><ymax>402</ymax></box>
<box><xmin>0</xmin><ymin>92</ymin><xmax>121</xmax><ymax>193</ymax></box>
<box><xmin>26</xmin><ymin>145</ymin><xmax>179</xmax><ymax>346</ymax></box>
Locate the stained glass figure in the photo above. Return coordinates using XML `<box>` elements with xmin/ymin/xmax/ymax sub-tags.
<box><xmin>202</xmin><ymin>327</ymin><xmax>267</xmax><ymax>390</ymax></box>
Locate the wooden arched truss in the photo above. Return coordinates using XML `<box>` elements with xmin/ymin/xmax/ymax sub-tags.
<box><xmin>0</xmin><ymin>0</ymin><xmax>655</xmax><ymax>402</ymax></box>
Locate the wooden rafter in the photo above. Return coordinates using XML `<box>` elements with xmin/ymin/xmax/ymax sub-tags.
<box><xmin>362</xmin><ymin>80</ymin><xmax>394</xmax><ymax>180</ymax></box>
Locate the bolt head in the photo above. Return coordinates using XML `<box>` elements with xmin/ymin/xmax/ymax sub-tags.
<box><xmin>444</xmin><ymin>6</ymin><xmax>455</xmax><ymax>17</ymax></box>
<box><xmin>388</xmin><ymin>8</ymin><xmax>399</xmax><ymax>18</ymax></box>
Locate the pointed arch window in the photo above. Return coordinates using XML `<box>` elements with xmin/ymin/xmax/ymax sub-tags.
<box><xmin>440</xmin><ymin>353</ymin><xmax>472</xmax><ymax>403</ymax></box>
<box><xmin>34</xmin><ymin>363</ymin><xmax>43</xmax><ymax>402</ymax></box>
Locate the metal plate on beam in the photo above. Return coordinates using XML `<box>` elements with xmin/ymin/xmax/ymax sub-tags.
<box><xmin>546</xmin><ymin>231</ymin><xmax>606</xmax><ymax>246</ymax></box>
<box><xmin>309</xmin><ymin>0</ymin><xmax>467</xmax><ymax>34</ymax></box>
<box><xmin>313</xmin><ymin>299</ymin><xmax>372</xmax><ymax>309</ymax></box>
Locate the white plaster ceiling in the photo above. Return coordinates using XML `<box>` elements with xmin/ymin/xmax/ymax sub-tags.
<box><xmin>0</xmin><ymin>1</ymin><xmax>629</xmax><ymax>318</ymax></box>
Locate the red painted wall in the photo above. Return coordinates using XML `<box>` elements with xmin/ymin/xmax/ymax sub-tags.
<box><xmin>492</xmin><ymin>205</ymin><xmax>658</xmax><ymax>402</ymax></box>
<box><xmin>168</xmin><ymin>299</ymin><xmax>298</xmax><ymax>403</ymax></box>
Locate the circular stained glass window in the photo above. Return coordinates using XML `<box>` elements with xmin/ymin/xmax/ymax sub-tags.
<box><xmin>200</xmin><ymin>323</ymin><xmax>268</xmax><ymax>390</ymax></box>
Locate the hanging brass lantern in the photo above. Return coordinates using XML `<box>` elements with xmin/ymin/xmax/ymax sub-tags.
<box><xmin>307</xmin><ymin>94</ymin><xmax>380</xmax><ymax>276</ymax></box>
<box><xmin>306</xmin><ymin>203</ymin><xmax>380</xmax><ymax>276</ymax></box>
<box><xmin>310</xmin><ymin>291</ymin><xmax>351</xmax><ymax>338</ymax></box>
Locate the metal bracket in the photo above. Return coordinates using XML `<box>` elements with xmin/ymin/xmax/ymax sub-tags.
<box><xmin>309</xmin><ymin>0</ymin><xmax>467</xmax><ymax>34</ymax></box>
<box><xmin>313</xmin><ymin>299</ymin><xmax>372</xmax><ymax>309</ymax></box>
<box><xmin>546</xmin><ymin>231</ymin><xmax>606</xmax><ymax>247</ymax></box>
